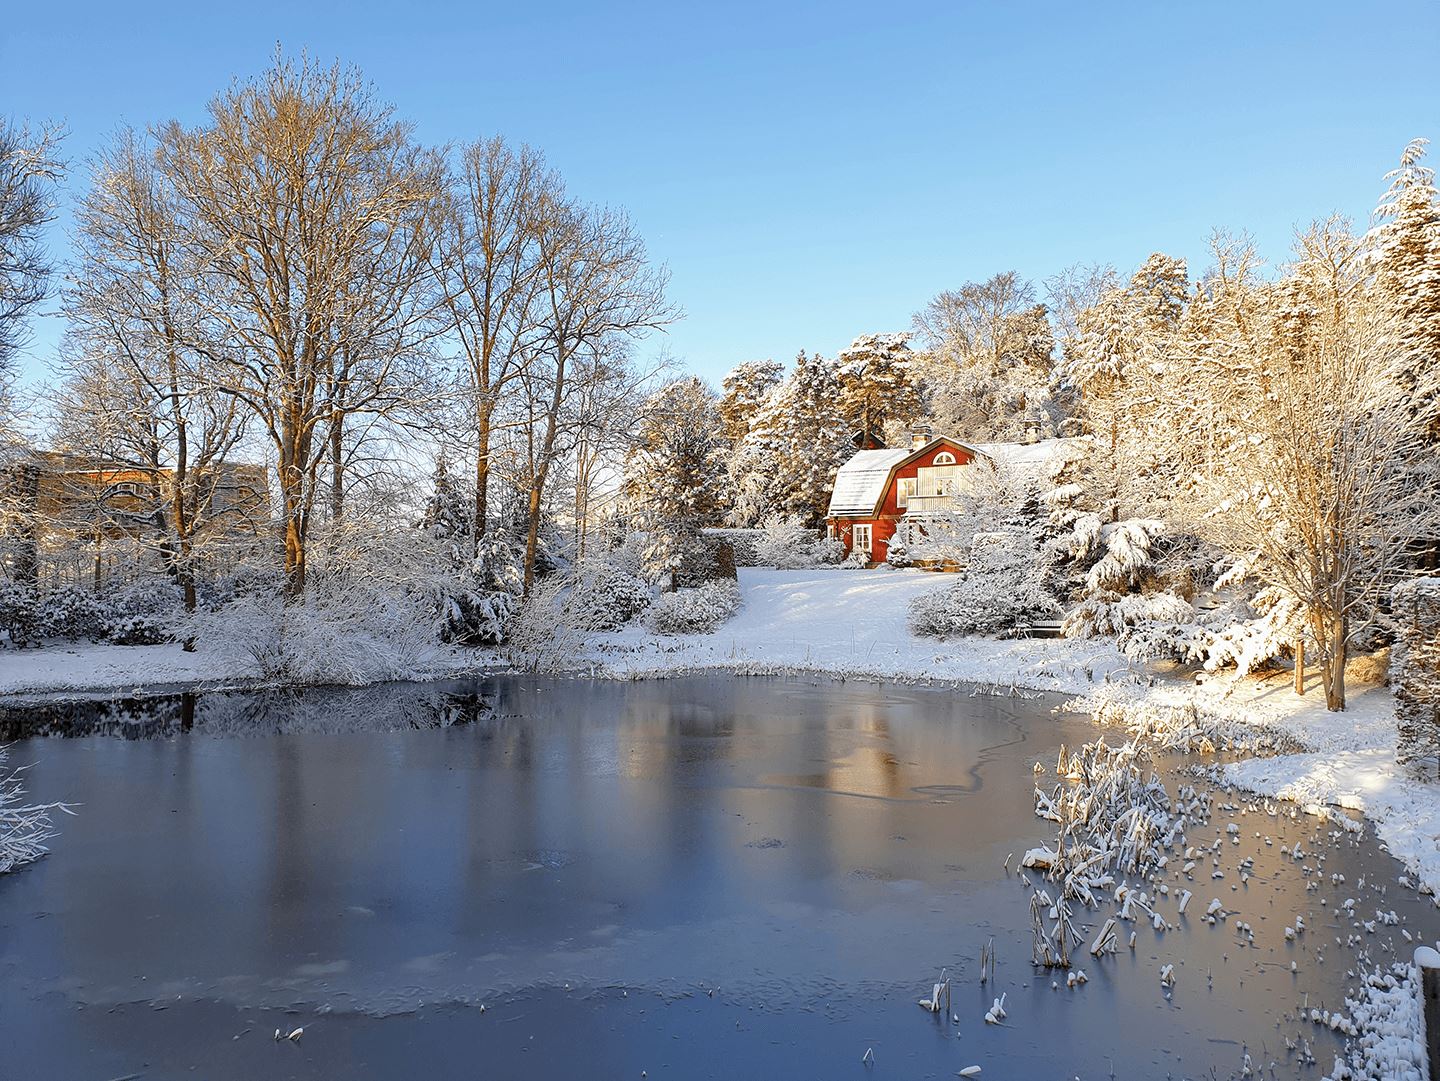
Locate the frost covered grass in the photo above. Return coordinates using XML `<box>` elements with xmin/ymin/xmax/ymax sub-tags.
<box><xmin>0</xmin><ymin>745</ymin><xmax>73</xmax><ymax>875</ymax></box>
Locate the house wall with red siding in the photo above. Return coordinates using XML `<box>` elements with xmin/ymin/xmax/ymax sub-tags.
<box><xmin>826</xmin><ymin>439</ymin><xmax>975</xmax><ymax>564</ymax></box>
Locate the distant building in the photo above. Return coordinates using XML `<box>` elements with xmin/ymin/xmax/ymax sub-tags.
<box><xmin>825</xmin><ymin>431</ymin><xmax>1068</xmax><ymax>564</ymax></box>
<box><xmin>0</xmin><ymin>448</ymin><xmax>270</xmax><ymax>584</ymax></box>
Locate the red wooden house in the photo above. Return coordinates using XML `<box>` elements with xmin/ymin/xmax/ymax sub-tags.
<box><xmin>825</xmin><ymin>432</ymin><xmax>1067</xmax><ymax>564</ymax></box>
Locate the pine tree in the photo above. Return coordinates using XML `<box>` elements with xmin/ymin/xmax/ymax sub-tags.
<box><xmin>420</xmin><ymin>456</ymin><xmax>472</xmax><ymax>568</ymax></box>
<box><xmin>1372</xmin><ymin>138</ymin><xmax>1440</xmax><ymax>419</ymax></box>
<box><xmin>835</xmin><ymin>332</ymin><xmax>922</xmax><ymax>443</ymax></box>
<box><xmin>624</xmin><ymin>377</ymin><xmax>728</xmax><ymax>583</ymax></box>
<box><xmin>731</xmin><ymin>351</ymin><xmax>851</xmax><ymax>526</ymax></box>
<box><xmin>718</xmin><ymin>359</ymin><xmax>784</xmax><ymax>445</ymax></box>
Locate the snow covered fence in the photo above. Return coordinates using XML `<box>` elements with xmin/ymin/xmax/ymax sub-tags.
<box><xmin>1391</xmin><ymin>579</ymin><xmax>1440</xmax><ymax>766</ymax></box>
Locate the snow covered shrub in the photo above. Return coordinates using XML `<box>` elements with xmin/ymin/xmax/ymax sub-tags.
<box><xmin>35</xmin><ymin>585</ymin><xmax>112</xmax><ymax>641</ymax></box>
<box><xmin>885</xmin><ymin>539</ymin><xmax>913</xmax><ymax>567</ymax></box>
<box><xmin>103</xmin><ymin>579</ymin><xmax>183</xmax><ymax>645</ymax></box>
<box><xmin>434</xmin><ymin>533</ymin><xmax>525</xmax><ymax>645</ymax></box>
<box><xmin>753</xmin><ymin>514</ymin><xmax>842</xmax><ymax>569</ymax></box>
<box><xmin>645</xmin><ymin>580</ymin><xmax>742</xmax><ymax>635</ymax></box>
<box><xmin>1063</xmin><ymin>590</ymin><xmax>1206</xmax><ymax>662</ymax></box>
<box><xmin>908</xmin><ymin>531</ymin><xmax>1059</xmax><ymax>638</ymax></box>
<box><xmin>704</xmin><ymin>528</ymin><xmax>763</xmax><ymax>566</ymax></box>
<box><xmin>0</xmin><ymin>745</ymin><xmax>70</xmax><ymax>875</ymax></box>
<box><xmin>566</xmin><ymin>536</ymin><xmax>655</xmax><ymax>631</ymax></box>
<box><xmin>0</xmin><ymin>581</ymin><xmax>42</xmax><ymax>647</ymax></box>
<box><xmin>104</xmin><ymin>612</ymin><xmax>171</xmax><ymax>646</ymax></box>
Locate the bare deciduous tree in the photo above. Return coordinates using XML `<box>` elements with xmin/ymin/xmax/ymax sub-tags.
<box><xmin>519</xmin><ymin>198</ymin><xmax>675</xmax><ymax>592</ymax></box>
<box><xmin>0</xmin><ymin>119</ymin><xmax>63</xmax><ymax>386</ymax></box>
<box><xmin>1187</xmin><ymin>221</ymin><xmax>1440</xmax><ymax>710</ymax></box>
<box><xmin>65</xmin><ymin>130</ymin><xmax>251</xmax><ymax>612</ymax></box>
<box><xmin>158</xmin><ymin>56</ymin><xmax>444</xmax><ymax>595</ymax></box>
<box><xmin>433</xmin><ymin>137</ymin><xmax>551</xmax><ymax>548</ymax></box>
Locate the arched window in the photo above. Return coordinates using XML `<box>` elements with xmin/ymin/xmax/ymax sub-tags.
<box><xmin>933</xmin><ymin>451</ymin><xmax>956</xmax><ymax>465</ymax></box>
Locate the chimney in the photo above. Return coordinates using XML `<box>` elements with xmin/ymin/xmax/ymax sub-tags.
<box><xmin>909</xmin><ymin>425</ymin><xmax>933</xmax><ymax>450</ymax></box>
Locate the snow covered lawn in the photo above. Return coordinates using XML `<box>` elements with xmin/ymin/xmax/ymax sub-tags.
<box><xmin>583</xmin><ymin>567</ymin><xmax>1131</xmax><ymax>689</ymax></box>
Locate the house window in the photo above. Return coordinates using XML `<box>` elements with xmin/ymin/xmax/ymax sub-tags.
<box><xmin>896</xmin><ymin>477</ymin><xmax>916</xmax><ymax>509</ymax></box>
<box><xmin>933</xmin><ymin>451</ymin><xmax>957</xmax><ymax>465</ymax></box>
<box><xmin>852</xmin><ymin>523</ymin><xmax>872</xmax><ymax>555</ymax></box>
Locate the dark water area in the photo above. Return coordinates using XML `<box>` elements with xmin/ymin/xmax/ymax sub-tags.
<box><xmin>0</xmin><ymin>675</ymin><xmax>1434</xmax><ymax>1081</ymax></box>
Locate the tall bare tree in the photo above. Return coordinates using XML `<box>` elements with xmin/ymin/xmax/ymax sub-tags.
<box><xmin>433</xmin><ymin>137</ymin><xmax>551</xmax><ymax>548</ymax></box>
<box><xmin>0</xmin><ymin>119</ymin><xmax>63</xmax><ymax>392</ymax></box>
<box><xmin>1186</xmin><ymin>220</ymin><xmax>1440</xmax><ymax>710</ymax></box>
<box><xmin>157</xmin><ymin>56</ymin><xmax>444</xmax><ymax>594</ymax></box>
<box><xmin>65</xmin><ymin>129</ymin><xmax>251</xmax><ymax>611</ymax></box>
<box><xmin>519</xmin><ymin>197</ymin><xmax>674</xmax><ymax>592</ymax></box>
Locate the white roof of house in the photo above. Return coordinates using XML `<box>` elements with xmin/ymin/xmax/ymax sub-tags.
<box><xmin>826</xmin><ymin>447</ymin><xmax>913</xmax><ymax>516</ymax></box>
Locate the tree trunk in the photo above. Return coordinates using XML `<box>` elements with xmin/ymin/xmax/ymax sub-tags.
<box><xmin>1293</xmin><ymin>640</ymin><xmax>1305</xmax><ymax>695</ymax></box>
<box><xmin>523</xmin><ymin>480</ymin><xmax>544</xmax><ymax>596</ymax></box>
<box><xmin>475</xmin><ymin>396</ymin><xmax>493</xmax><ymax>552</ymax></box>
<box><xmin>1320</xmin><ymin>616</ymin><xmax>1347</xmax><ymax>711</ymax></box>
<box><xmin>329</xmin><ymin>418</ymin><xmax>344</xmax><ymax>524</ymax></box>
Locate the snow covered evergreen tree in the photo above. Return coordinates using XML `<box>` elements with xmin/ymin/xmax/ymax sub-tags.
<box><xmin>624</xmin><ymin>376</ymin><xmax>728</xmax><ymax>585</ymax></box>
<box><xmin>729</xmin><ymin>350</ymin><xmax>850</xmax><ymax>526</ymax></box>
<box><xmin>718</xmin><ymin>359</ymin><xmax>784</xmax><ymax>445</ymax></box>
<box><xmin>420</xmin><ymin>456</ymin><xmax>473</xmax><ymax>568</ymax></box>
<box><xmin>835</xmin><ymin>332</ymin><xmax>922</xmax><ymax>443</ymax></box>
<box><xmin>1371</xmin><ymin>138</ymin><xmax>1440</xmax><ymax>434</ymax></box>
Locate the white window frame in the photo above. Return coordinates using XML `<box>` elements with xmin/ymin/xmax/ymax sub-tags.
<box><xmin>852</xmin><ymin>523</ymin><xmax>873</xmax><ymax>555</ymax></box>
<box><xmin>933</xmin><ymin>450</ymin><xmax>957</xmax><ymax>465</ymax></box>
<box><xmin>896</xmin><ymin>477</ymin><xmax>916</xmax><ymax>509</ymax></box>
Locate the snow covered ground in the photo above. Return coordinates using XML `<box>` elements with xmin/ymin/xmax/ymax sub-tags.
<box><xmin>584</xmin><ymin>566</ymin><xmax>1131</xmax><ymax>689</ymax></box>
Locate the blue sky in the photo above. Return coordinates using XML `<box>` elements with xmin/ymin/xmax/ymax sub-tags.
<box><xmin>3</xmin><ymin>1</ymin><xmax>1438</xmax><ymax>388</ymax></box>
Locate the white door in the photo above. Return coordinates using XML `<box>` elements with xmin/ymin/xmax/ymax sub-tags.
<box><xmin>852</xmin><ymin>523</ymin><xmax>872</xmax><ymax>556</ymax></box>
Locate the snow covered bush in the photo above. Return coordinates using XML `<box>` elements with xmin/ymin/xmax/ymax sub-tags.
<box><xmin>1063</xmin><ymin>590</ymin><xmax>1206</xmax><ymax>662</ymax></box>
<box><xmin>908</xmin><ymin>530</ymin><xmax>1059</xmax><ymax>638</ymax></box>
<box><xmin>753</xmin><ymin>514</ymin><xmax>843</xmax><ymax>568</ymax></box>
<box><xmin>646</xmin><ymin>580</ymin><xmax>742</xmax><ymax>635</ymax></box>
<box><xmin>34</xmin><ymin>585</ymin><xmax>111</xmax><ymax>641</ymax></box>
<box><xmin>0</xmin><ymin>581</ymin><xmax>43</xmax><ymax>646</ymax></box>
<box><xmin>434</xmin><ymin>532</ymin><xmax>525</xmax><ymax>645</ymax></box>
<box><xmin>566</xmin><ymin>536</ymin><xmax>656</xmax><ymax>631</ymax></box>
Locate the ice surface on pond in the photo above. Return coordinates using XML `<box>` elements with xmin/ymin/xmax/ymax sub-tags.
<box><xmin>0</xmin><ymin>674</ymin><xmax>1434</xmax><ymax>1081</ymax></box>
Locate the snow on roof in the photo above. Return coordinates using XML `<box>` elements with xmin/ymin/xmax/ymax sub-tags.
<box><xmin>826</xmin><ymin>447</ymin><xmax>913</xmax><ymax>516</ymax></box>
<box><xmin>971</xmin><ymin>438</ymin><xmax>1075</xmax><ymax>474</ymax></box>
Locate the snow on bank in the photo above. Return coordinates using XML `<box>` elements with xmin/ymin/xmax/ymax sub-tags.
<box><xmin>583</xmin><ymin>567</ymin><xmax>1131</xmax><ymax>691</ymax></box>
<box><xmin>1079</xmin><ymin>673</ymin><xmax>1440</xmax><ymax>900</ymax></box>
<box><xmin>0</xmin><ymin>638</ymin><xmax>482</xmax><ymax>698</ymax></box>
<box><xmin>0</xmin><ymin>640</ymin><xmax>254</xmax><ymax>697</ymax></box>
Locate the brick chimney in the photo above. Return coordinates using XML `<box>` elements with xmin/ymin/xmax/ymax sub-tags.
<box><xmin>909</xmin><ymin>425</ymin><xmax>933</xmax><ymax>450</ymax></box>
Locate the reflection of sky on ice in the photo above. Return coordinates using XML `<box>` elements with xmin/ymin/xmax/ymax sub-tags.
<box><xmin>2</xmin><ymin>674</ymin><xmax>1437</xmax><ymax>1080</ymax></box>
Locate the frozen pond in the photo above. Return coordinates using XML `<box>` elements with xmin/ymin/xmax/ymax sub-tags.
<box><xmin>0</xmin><ymin>674</ymin><xmax>1433</xmax><ymax>1080</ymax></box>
